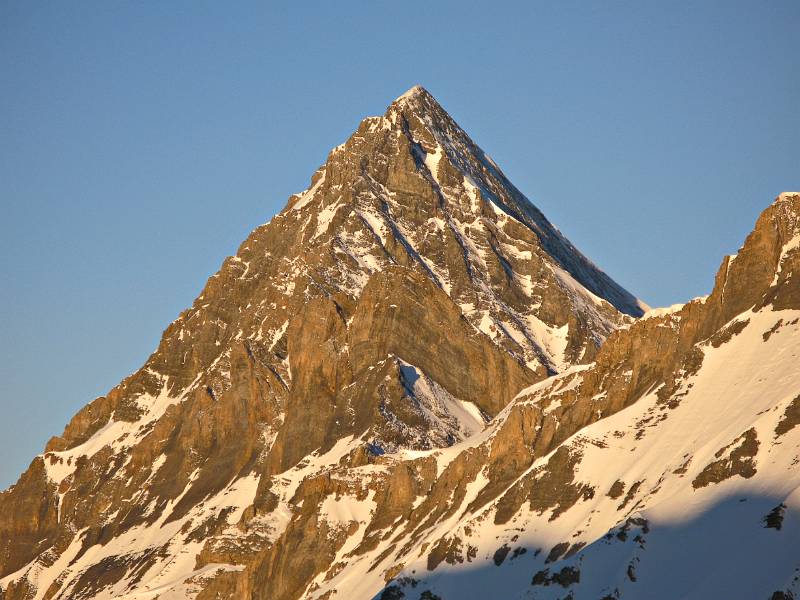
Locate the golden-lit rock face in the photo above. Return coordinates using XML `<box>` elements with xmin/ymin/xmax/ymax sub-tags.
<box><xmin>1</xmin><ymin>83</ymin><xmax>797</xmax><ymax>600</ymax></box>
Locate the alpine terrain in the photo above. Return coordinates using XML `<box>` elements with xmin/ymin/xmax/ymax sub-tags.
<box><xmin>1</xmin><ymin>87</ymin><xmax>798</xmax><ymax>600</ymax></box>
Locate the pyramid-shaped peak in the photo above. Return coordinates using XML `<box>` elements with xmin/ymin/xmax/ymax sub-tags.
<box><xmin>384</xmin><ymin>85</ymin><xmax>467</xmax><ymax>149</ymax></box>
<box><xmin>389</xmin><ymin>84</ymin><xmax>446</xmax><ymax>116</ymax></box>
<box><xmin>776</xmin><ymin>191</ymin><xmax>800</xmax><ymax>204</ymax></box>
<box><xmin>394</xmin><ymin>84</ymin><xmax>431</xmax><ymax>102</ymax></box>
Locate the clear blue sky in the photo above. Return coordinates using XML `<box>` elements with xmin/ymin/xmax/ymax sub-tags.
<box><xmin>1</xmin><ymin>1</ymin><xmax>798</xmax><ymax>488</ymax></box>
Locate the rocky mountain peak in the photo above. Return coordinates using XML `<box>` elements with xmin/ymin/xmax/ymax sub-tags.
<box><xmin>385</xmin><ymin>84</ymin><xmax>459</xmax><ymax>137</ymax></box>
<box><xmin>775</xmin><ymin>190</ymin><xmax>800</xmax><ymax>205</ymax></box>
<box><xmin>282</xmin><ymin>86</ymin><xmax>645</xmax><ymax>375</ymax></box>
<box><xmin>393</xmin><ymin>83</ymin><xmax>429</xmax><ymax>101</ymax></box>
<box><xmin>390</xmin><ymin>85</ymin><xmax>648</xmax><ymax>319</ymax></box>
<box><xmin>701</xmin><ymin>191</ymin><xmax>800</xmax><ymax>330</ymax></box>
<box><xmin>0</xmin><ymin>89</ymin><xmax>666</xmax><ymax>600</ymax></box>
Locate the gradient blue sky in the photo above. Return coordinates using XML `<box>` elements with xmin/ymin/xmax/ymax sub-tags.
<box><xmin>1</xmin><ymin>1</ymin><xmax>798</xmax><ymax>488</ymax></box>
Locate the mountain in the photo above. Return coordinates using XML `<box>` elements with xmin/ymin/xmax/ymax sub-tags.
<box><xmin>0</xmin><ymin>87</ymin><xmax>795</xmax><ymax>600</ymax></box>
<box><xmin>0</xmin><ymin>85</ymin><xmax>642</xmax><ymax>600</ymax></box>
<box><xmin>348</xmin><ymin>191</ymin><xmax>800</xmax><ymax>600</ymax></box>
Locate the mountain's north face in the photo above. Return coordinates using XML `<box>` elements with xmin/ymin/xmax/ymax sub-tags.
<box><xmin>0</xmin><ymin>88</ymin><xmax>798</xmax><ymax>600</ymax></box>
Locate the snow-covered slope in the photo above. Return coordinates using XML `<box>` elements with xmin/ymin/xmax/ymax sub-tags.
<box><xmin>351</xmin><ymin>306</ymin><xmax>800</xmax><ymax>600</ymax></box>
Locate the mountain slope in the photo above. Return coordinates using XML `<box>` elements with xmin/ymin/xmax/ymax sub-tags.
<box><xmin>0</xmin><ymin>87</ymin><xmax>646</xmax><ymax>600</ymax></box>
<box><xmin>312</xmin><ymin>192</ymin><xmax>800</xmax><ymax>600</ymax></box>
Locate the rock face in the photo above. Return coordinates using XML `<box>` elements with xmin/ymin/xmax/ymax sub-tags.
<box><xmin>0</xmin><ymin>86</ymin><xmax>796</xmax><ymax>600</ymax></box>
